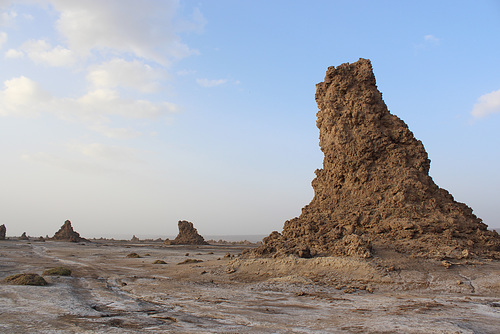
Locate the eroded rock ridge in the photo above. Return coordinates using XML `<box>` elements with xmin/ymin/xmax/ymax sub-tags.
<box><xmin>253</xmin><ymin>58</ymin><xmax>500</xmax><ymax>259</ymax></box>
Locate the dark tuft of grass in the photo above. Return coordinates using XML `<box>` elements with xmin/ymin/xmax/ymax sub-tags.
<box><xmin>4</xmin><ymin>273</ymin><xmax>48</xmax><ymax>286</ymax></box>
<box><xmin>177</xmin><ymin>259</ymin><xmax>203</xmax><ymax>265</ymax></box>
<box><xmin>42</xmin><ymin>267</ymin><xmax>72</xmax><ymax>276</ymax></box>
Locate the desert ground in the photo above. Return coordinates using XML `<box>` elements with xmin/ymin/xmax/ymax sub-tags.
<box><xmin>1</xmin><ymin>239</ymin><xmax>500</xmax><ymax>333</ymax></box>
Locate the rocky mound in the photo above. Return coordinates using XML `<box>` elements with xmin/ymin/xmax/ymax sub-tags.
<box><xmin>19</xmin><ymin>232</ymin><xmax>29</xmax><ymax>241</ymax></box>
<box><xmin>0</xmin><ymin>224</ymin><xmax>5</xmax><ymax>240</ymax></box>
<box><xmin>167</xmin><ymin>220</ymin><xmax>208</xmax><ymax>245</ymax></box>
<box><xmin>252</xmin><ymin>58</ymin><xmax>500</xmax><ymax>260</ymax></box>
<box><xmin>51</xmin><ymin>220</ymin><xmax>88</xmax><ymax>242</ymax></box>
<box><xmin>4</xmin><ymin>273</ymin><xmax>47</xmax><ymax>286</ymax></box>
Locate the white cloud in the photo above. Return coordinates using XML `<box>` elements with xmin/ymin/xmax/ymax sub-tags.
<box><xmin>19</xmin><ymin>39</ymin><xmax>76</xmax><ymax>67</ymax></box>
<box><xmin>76</xmin><ymin>88</ymin><xmax>176</xmax><ymax>119</ymax></box>
<box><xmin>49</xmin><ymin>0</ymin><xmax>202</xmax><ymax>65</ymax></box>
<box><xmin>196</xmin><ymin>78</ymin><xmax>228</xmax><ymax>88</ymax></box>
<box><xmin>87</xmin><ymin>58</ymin><xmax>167</xmax><ymax>93</ymax></box>
<box><xmin>0</xmin><ymin>76</ymin><xmax>179</xmax><ymax>135</ymax></box>
<box><xmin>0</xmin><ymin>76</ymin><xmax>51</xmax><ymax>116</ymax></box>
<box><xmin>4</xmin><ymin>48</ymin><xmax>23</xmax><ymax>58</ymax></box>
<box><xmin>1</xmin><ymin>2</ymin><xmax>199</xmax><ymax>140</ymax></box>
<box><xmin>0</xmin><ymin>9</ymin><xmax>17</xmax><ymax>26</ymax></box>
<box><xmin>472</xmin><ymin>89</ymin><xmax>500</xmax><ymax>118</ymax></box>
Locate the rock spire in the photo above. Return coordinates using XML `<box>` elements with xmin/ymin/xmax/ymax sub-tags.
<box><xmin>51</xmin><ymin>220</ymin><xmax>88</xmax><ymax>242</ymax></box>
<box><xmin>168</xmin><ymin>220</ymin><xmax>208</xmax><ymax>245</ymax></box>
<box><xmin>253</xmin><ymin>58</ymin><xmax>500</xmax><ymax>259</ymax></box>
<box><xmin>0</xmin><ymin>224</ymin><xmax>5</xmax><ymax>240</ymax></box>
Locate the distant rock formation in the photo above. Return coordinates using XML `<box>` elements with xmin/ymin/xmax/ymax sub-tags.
<box><xmin>131</xmin><ymin>235</ymin><xmax>140</xmax><ymax>242</ymax></box>
<box><xmin>167</xmin><ymin>220</ymin><xmax>208</xmax><ymax>245</ymax></box>
<box><xmin>252</xmin><ymin>58</ymin><xmax>500</xmax><ymax>259</ymax></box>
<box><xmin>0</xmin><ymin>224</ymin><xmax>5</xmax><ymax>240</ymax></box>
<box><xmin>19</xmin><ymin>232</ymin><xmax>29</xmax><ymax>240</ymax></box>
<box><xmin>51</xmin><ymin>220</ymin><xmax>88</xmax><ymax>242</ymax></box>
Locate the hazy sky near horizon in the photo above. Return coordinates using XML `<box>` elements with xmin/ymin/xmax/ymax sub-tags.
<box><xmin>1</xmin><ymin>0</ymin><xmax>499</xmax><ymax>238</ymax></box>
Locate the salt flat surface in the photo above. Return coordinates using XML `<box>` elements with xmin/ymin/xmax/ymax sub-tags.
<box><xmin>1</xmin><ymin>240</ymin><xmax>500</xmax><ymax>333</ymax></box>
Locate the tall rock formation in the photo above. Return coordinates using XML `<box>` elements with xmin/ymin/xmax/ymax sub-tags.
<box><xmin>51</xmin><ymin>220</ymin><xmax>88</xmax><ymax>242</ymax></box>
<box><xmin>253</xmin><ymin>58</ymin><xmax>500</xmax><ymax>259</ymax></box>
<box><xmin>168</xmin><ymin>220</ymin><xmax>208</xmax><ymax>245</ymax></box>
<box><xmin>0</xmin><ymin>224</ymin><xmax>5</xmax><ymax>240</ymax></box>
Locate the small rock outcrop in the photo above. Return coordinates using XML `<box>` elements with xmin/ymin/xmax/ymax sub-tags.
<box><xmin>0</xmin><ymin>224</ymin><xmax>5</xmax><ymax>240</ymax></box>
<box><xmin>167</xmin><ymin>220</ymin><xmax>208</xmax><ymax>245</ymax></box>
<box><xmin>252</xmin><ymin>58</ymin><xmax>500</xmax><ymax>259</ymax></box>
<box><xmin>19</xmin><ymin>232</ymin><xmax>29</xmax><ymax>240</ymax></box>
<box><xmin>131</xmin><ymin>235</ymin><xmax>140</xmax><ymax>242</ymax></box>
<box><xmin>51</xmin><ymin>220</ymin><xmax>88</xmax><ymax>242</ymax></box>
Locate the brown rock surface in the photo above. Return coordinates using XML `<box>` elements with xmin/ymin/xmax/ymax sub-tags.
<box><xmin>51</xmin><ymin>220</ymin><xmax>88</xmax><ymax>242</ymax></box>
<box><xmin>0</xmin><ymin>224</ymin><xmax>5</xmax><ymax>240</ymax></box>
<box><xmin>19</xmin><ymin>232</ymin><xmax>29</xmax><ymax>241</ymax></box>
<box><xmin>168</xmin><ymin>220</ymin><xmax>208</xmax><ymax>245</ymax></box>
<box><xmin>252</xmin><ymin>58</ymin><xmax>500</xmax><ymax>259</ymax></box>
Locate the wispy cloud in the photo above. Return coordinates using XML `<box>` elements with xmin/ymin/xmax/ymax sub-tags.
<box><xmin>0</xmin><ymin>76</ymin><xmax>178</xmax><ymax>136</ymax></box>
<box><xmin>424</xmin><ymin>34</ymin><xmax>440</xmax><ymax>45</ymax></box>
<box><xmin>50</xmin><ymin>0</ymin><xmax>203</xmax><ymax>66</ymax></box>
<box><xmin>0</xmin><ymin>0</ymin><xmax>204</xmax><ymax>139</ymax></box>
<box><xmin>87</xmin><ymin>58</ymin><xmax>167</xmax><ymax>93</ymax></box>
<box><xmin>415</xmin><ymin>34</ymin><xmax>441</xmax><ymax>51</ymax></box>
<box><xmin>16</xmin><ymin>39</ymin><xmax>76</xmax><ymax>67</ymax></box>
<box><xmin>0</xmin><ymin>31</ymin><xmax>6</xmax><ymax>49</ymax></box>
<box><xmin>0</xmin><ymin>76</ymin><xmax>51</xmax><ymax>117</ymax></box>
<box><xmin>0</xmin><ymin>0</ymin><xmax>205</xmax><ymax>139</ymax></box>
<box><xmin>0</xmin><ymin>9</ymin><xmax>17</xmax><ymax>26</ymax></box>
<box><xmin>472</xmin><ymin>89</ymin><xmax>500</xmax><ymax>118</ymax></box>
<box><xmin>196</xmin><ymin>78</ymin><xmax>228</xmax><ymax>87</ymax></box>
<box><xmin>22</xmin><ymin>141</ymin><xmax>149</xmax><ymax>176</ymax></box>
<box><xmin>4</xmin><ymin>48</ymin><xmax>22</xmax><ymax>58</ymax></box>
<box><xmin>67</xmin><ymin>142</ymin><xmax>144</xmax><ymax>163</ymax></box>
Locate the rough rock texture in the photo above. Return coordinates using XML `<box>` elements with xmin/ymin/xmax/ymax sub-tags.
<box><xmin>252</xmin><ymin>58</ymin><xmax>500</xmax><ymax>259</ymax></box>
<box><xmin>51</xmin><ymin>220</ymin><xmax>88</xmax><ymax>242</ymax></box>
<box><xmin>0</xmin><ymin>224</ymin><xmax>5</xmax><ymax>240</ymax></box>
<box><xmin>168</xmin><ymin>220</ymin><xmax>208</xmax><ymax>245</ymax></box>
<box><xmin>19</xmin><ymin>232</ymin><xmax>29</xmax><ymax>241</ymax></box>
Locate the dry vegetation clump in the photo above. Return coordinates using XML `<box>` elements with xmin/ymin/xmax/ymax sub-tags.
<box><xmin>42</xmin><ymin>267</ymin><xmax>72</xmax><ymax>276</ymax></box>
<box><xmin>153</xmin><ymin>260</ymin><xmax>167</xmax><ymax>264</ymax></box>
<box><xmin>177</xmin><ymin>259</ymin><xmax>203</xmax><ymax>265</ymax></box>
<box><xmin>126</xmin><ymin>252</ymin><xmax>141</xmax><ymax>258</ymax></box>
<box><xmin>4</xmin><ymin>273</ymin><xmax>48</xmax><ymax>286</ymax></box>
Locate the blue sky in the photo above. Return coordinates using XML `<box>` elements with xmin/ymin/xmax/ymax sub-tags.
<box><xmin>1</xmin><ymin>0</ymin><xmax>499</xmax><ymax>238</ymax></box>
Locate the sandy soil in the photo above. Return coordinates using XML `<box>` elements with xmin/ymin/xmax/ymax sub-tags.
<box><xmin>1</xmin><ymin>240</ymin><xmax>500</xmax><ymax>333</ymax></box>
